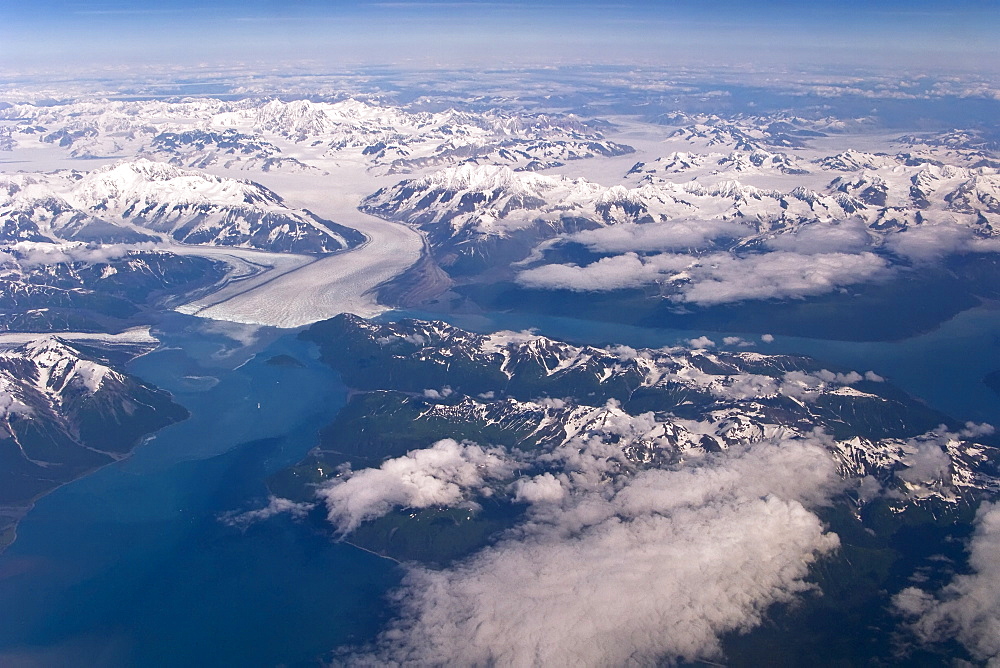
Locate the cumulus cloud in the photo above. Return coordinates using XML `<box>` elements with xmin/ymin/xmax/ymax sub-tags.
<box><xmin>380</xmin><ymin>332</ymin><xmax>428</xmax><ymax>346</ymax></box>
<box><xmin>687</xmin><ymin>335</ymin><xmax>715</xmax><ymax>348</ymax></box>
<box><xmin>761</xmin><ymin>333</ymin><xmax>775</xmax><ymax>343</ymax></box>
<box><xmin>481</xmin><ymin>329</ymin><xmax>542</xmax><ymax>353</ymax></box>
<box><xmin>512</xmin><ymin>473</ymin><xmax>566</xmax><ymax>504</ymax></box>
<box><xmin>655</xmin><ymin>363</ymin><xmax>869</xmax><ymax>404</ymax></box>
<box><xmin>200</xmin><ymin>319</ymin><xmax>264</xmax><ymax>350</ymax></box>
<box><xmin>887</xmin><ymin>424</ymin><xmax>993</xmax><ymax>499</ymax></box>
<box><xmin>535</xmin><ymin>397</ymin><xmax>568</xmax><ymax>409</ymax></box>
<box><xmin>676</xmin><ymin>251</ymin><xmax>889</xmax><ymax>306</ymax></box>
<box><xmin>712</xmin><ymin>373</ymin><xmax>781</xmax><ymax>400</ymax></box>
<box><xmin>517</xmin><ymin>250</ymin><xmax>889</xmax><ymax>305</ymax></box>
<box><xmin>722</xmin><ymin>336</ymin><xmax>752</xmax><ymax>346</ymax></box>
<box><xmin>894</xmin><ymin>502</ymin><xmax>1000</xmax><ymax>663</ymax></box>
<box><xmin>423</xmin><ymin>386</ymin><xmax>453</xmax><ymax>399</ymax></box>
<box><xmin>814</xmin><ymin>369</ymin><xmax>863</xmax><ymax>384</ymax></box>
<box><xmin>344</xmin><ymin>436</ymin><xmax>843</xmax><ymax>666</ymax></box>
<box><xmin>0</xmin><ymin>387</ymin><xmax>31</xmax><ymax>418</ymax></box>
<box><xmin>959</xmin><ymin>422</ymin><xmax>995</xmax><ymax>439</ymax></box>
<box><xmin>516</xmin><ymin>252</ymin><xmax>690</xmax><ymax>292</ymax></box>
<box><xmin>776</xmin><ymin>370</ymin><xmax>862</xmax><ymax>401</ymax></box>
<box><xmin>317</xmin><ymin>439</ymin><xmax>517</xmax><ymax>534</ymax></box>
<box><xmin>897</xmin><ymin>441</ymin><xmax>952</xmax><ymax>486</ymax></box>
<box><xmin>609</xmin><ymin>344</ymin><xmax>641</xmax><ymax>360</ymax></box>
<box><xmin>9</xmin><ymin>241</ymin><xmax>155</xmax><ymax>267</ymax></box>
<box><xmin>765</xmin><ymin>220</ymin><xmax>872</xmax><ymax>254</ymax></box>
<box><xmin>219</xmin><ymin>496</ymin><xmax>314</xmax><ymax>530</ymax></box>
<box><xmin>885</xmin><ymin>225</ymin><xmax>1000</xmax><ymax>263</ymax></box>
<box><xmin>566</xmin><ymin>219</ymin><xmax>747</xmax><ymax>253</ymax></box>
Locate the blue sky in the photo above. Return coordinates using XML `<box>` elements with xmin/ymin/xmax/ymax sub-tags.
<box><xmin>3</xmin><ymin>0</ymin><xmax>998</xmax><ymax>73</ymax></box>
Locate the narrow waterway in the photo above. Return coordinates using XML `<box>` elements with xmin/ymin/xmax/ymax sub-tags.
<box><xmin>0</xmin><ymin>315</ymin><xmax>401</xmax><ymax>667</ymax></box>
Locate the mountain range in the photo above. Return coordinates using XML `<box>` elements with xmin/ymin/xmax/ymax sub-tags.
<box><xmin>0</xmin><ymin>159</ymin><xmax>363</xmax><ymax>253</ymax></box>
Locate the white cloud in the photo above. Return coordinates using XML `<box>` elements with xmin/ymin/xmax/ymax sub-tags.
<box><xmin>761</xmin><ymin>333</ymin><xmax>775</xmax><ymax>343</ymax></box>
<box><xmin>481</xmin><ymin>329</ymin><xmax>542</xmax><ymax>353</ymax></box>
<box><xmin>814</xmin><ymin>369</ymin><xmax>863</xmax><ymax>384</ymax></box>
<box><xmin>765</xmin><ymin>220</ymin><xmax>873</xmax><ymax>254</ymax></box>
<box><xmin>516</xmin><ymin>252</ymin><xmax>690</xmax><ymax>292</ymax></box>
<box><xmin>959</xmin><ymin>422</ymin><xmax>995</xmax><ymax>439</ymax></box>
<box><xmin>691</xmin><ymin>369</ymin><xmax>862</xmax><ymax>403</ymax></box>
<box><xmin>535</xmin><ymin>397</ymin><xmax>568</xmax><ymax>409</ymax></box>
<box><xmin>675</xmin><ymin>251</ymin><xmax>889</xmax><ymax>306</ymax></box>
<box><xmin>9</xmin><ymin>241</ymin><xmax>156</xmax><ymax>267</ymax></box>
<box><xmin>894</xmin><ymin>502</ymin><xmax>1000</xmax><ymax>663</ymax></box>
<box><xmin>886</xmin><ymin>225</ymin><xmax>971</xmax><ymax>262</ymax></box>
<box><xmin>775</xmin><ymin>369</ymin><xmax>862</xmax><ymax>402</ymax></box>
<box><xmin>897</xmin><ymin>441</ymin><xmax>952</xmax><ymax>486</ymax></box>
<box><xmin>219</xmin><ymin>496</ymin><xmax>314</xmax><ymax>530</ymax></box>
<box><xmin>200</xmin><ymin>319</ymin><xmax>264</xmax><ymax>350</ymax></box>
<box><xmin>886</xmin><ymin>225</ymin><xmax>1000</xmax><ymax>263</ymax></box>
<box><xmin>687</xmin><ymin>335</ymin><xmax>715</xmax><ymax>348</ymax></box>
<box><xmin>566</xmin><ymin>219</ymin><xmax>747</xmax><ymax>253</ymax></box>
<box><xmin>347</xmin><ymin>436</ymin><xmax>843</xmax><ymax>666</ymax></box>
<box><xmin>317</xmin><ymin>439</ymin><xmax>517</xmax><ymax>534</ymax></box>
<box><xmin>713</xmin><ymin>373</ymin><xmax>781</xmax><ymax>400</ymax></box>
<box><xmin>517</xmin><ymin>250</ymin><xmax>889</xmax><ymax>305</ymax></box>
<box><xmin>609</xmin><ymin>344</ymin><xmax>641</xmax><ymax>360</ymax></box>
<box><xmin>512</xmin><ymin>473</ymin><xmax>566</xmax><ymax>504</ymax></box>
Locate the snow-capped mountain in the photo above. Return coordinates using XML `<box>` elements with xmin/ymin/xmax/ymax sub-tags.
<box><xmin>270</xmin><ymin>312</ymin><xmax>1000</xmax><ymax>667</ymax></box>
<box><xmin>362</xmin><ymin>164</ymin><xmax>599</xmax><ymax>232</ymax></box>
<box><xmin>0</xmin><ymin>335</ymin><xmax>188</xmax><ymax>550</ymax></box>
<box><xmin>896</xmin><ymin>128</ymin><xmax>1000</xmax><ymax>158</ymax></box>
<box><xmin>360</xmin><ymin>165</ymin><xmax>617</xmax><ymax>270</ymax></box>
<box><xmin>818</xmin><ymin>150</ymin><xmax>900</xmax><ymax>172</ymax></box>
<box><xmin>0</xmin><ymin>159</ymin><xmax>364</xmax><ymax>253</ymax></box>
<box><xmin>362</xmin><ymin>154</ymin><xmax>1000</xmax><ymax>274</ymax></box>
<box><xmin>716</xmin><ymin>149</ymin><xmax>809</xmax><ymax>174</ymax></box>
<box><xmin>668</xmin><ymin>122</ymin><xmax>766</xmax><ymax>151</ymax></box>
<box><xmin>0</xmin><ymin>246</ymin><xmax>227</xmax><ymax>333</ymax></box>
<box><xmin>0</xmin><ymin>97</ymin><xmax>632</xmax><ymax>174</ymax></box>
<box><xmin>148</xmin><ymin>129</ymin><xmax>318</xmax><ymax>173</ymax></box>
<box><xmin>625</xmin><ymin>149</ymin><xmax>808</xmax><ymax>180</ymax></box>
<box><xmin>297</xmin><ymin>314</ymin><xmax>999</xmax><ymax>512</ymax></box>
<box><xmin>380</xmin><ymin>136</ymin><xmax>634</xmax><ymax>174</ymax></box>
<box><xmin>661</xmin><ymin>115</ymin><xmax>838</xmax><ymax>152</ymax></box>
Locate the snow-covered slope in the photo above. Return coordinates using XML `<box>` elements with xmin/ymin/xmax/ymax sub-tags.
<box><xmin>0</xmin><ymin>97</ymin><xmax>632</xmax><ymax>174</ymax></box>
<box><xmin>304</xmin><ymin>314</ymin><xmax>1000</xmax><ymax>508</ymax></box>
<box><xmin>0</xmin><ymin>335</ymin><xmax>188</xmax><ymax>549</ymax></box>
<box><xmin>0</xmin><ymin>244</ymin><xmax>228</xmax><ymax>333</ymax></box>
<box><xmin>362</xmin><ymin>153</ymin><xmax>1000</xmax><ymax>275</ymax></box>
<box><xmin>625</xmin><ymin>149</ymin><xmax>808</xmax><ymax>180</ymax></box>
<box><xmin>0</xmin><ymin>159</ymin><xmax>364</xmax><ymax>253</ymax></box>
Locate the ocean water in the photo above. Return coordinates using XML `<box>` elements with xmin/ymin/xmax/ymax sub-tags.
<box><xmin>1</xmin><ymin>304</ymin><xmax>999</xmax><ymax>666</ymax></box>
<box><xmin>0</xmin><ymin>315</ymin><xmax>400</xmax><ymax>667</ymax></box>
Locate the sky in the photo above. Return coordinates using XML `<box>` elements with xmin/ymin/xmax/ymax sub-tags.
<box><xmin>3</xmin><ymin>0</ymin><xmax>999</xmax><ymax>74</ymax></box>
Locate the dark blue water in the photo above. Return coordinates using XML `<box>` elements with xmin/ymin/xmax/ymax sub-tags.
<box><xmin>0</xmin><ymin>315</ymin><xmax>400</xmax><ymax>667</ymax></box>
